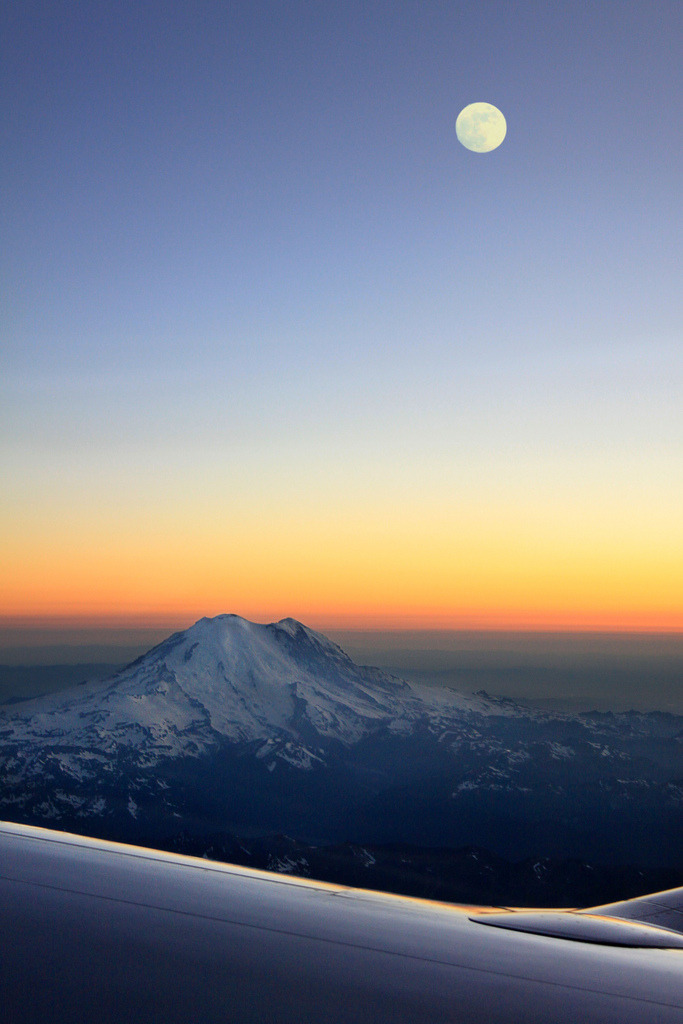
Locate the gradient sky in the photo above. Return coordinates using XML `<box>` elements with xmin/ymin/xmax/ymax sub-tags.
<box><xmin>2</xmin><ymin>1</ymin><xmax>681</xmax><ymax>630</ymax></box>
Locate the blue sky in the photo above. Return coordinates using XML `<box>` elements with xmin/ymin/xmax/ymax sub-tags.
<box><xmin>1</xmin><ymin>1</ymin><xmax>681</xmax><ymax>627</ymax></box>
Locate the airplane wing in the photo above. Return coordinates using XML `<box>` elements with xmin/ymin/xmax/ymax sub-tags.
<box><xmin>1</xmin><ymin>820</ymin><xmax>681</xmax><ymax>1023</ymax></box>
<box><xmin>586</xmin><ymin>886</ymin><xmax>683</xmax><ymax>934</ymax></box>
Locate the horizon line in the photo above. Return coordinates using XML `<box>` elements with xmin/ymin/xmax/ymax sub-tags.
<box><xmin>0</xmin><ymin>612</ymin><xmax>682</xmax><ymax>636</ymax></box>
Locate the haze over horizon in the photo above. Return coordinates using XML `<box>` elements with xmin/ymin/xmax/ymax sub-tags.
<box><xmin>2</xmin><ymin>1</ymin><xmax>681</xmax><ymax>631</ymax></box>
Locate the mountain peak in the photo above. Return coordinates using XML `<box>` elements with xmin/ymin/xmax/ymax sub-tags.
<box><xmin>176</xmin><ymin>614</ymin><xmax>351</xmax><ymax>666</ymax></box>
<box><xmin>85</xmin><ymin>613</ymin><xmax>411</xmax><ymax>750</ymax></box>
<box><xmin>189</xmin><ymin>613</ymin><xmax>320</xmax><ymax>637</ymax></box>
<box><xmin>273</xmin><ymin>616</ymin><xmax>308</xmax><ymax>634</ymax></box>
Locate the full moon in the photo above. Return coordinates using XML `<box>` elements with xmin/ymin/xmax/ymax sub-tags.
<box><xmin>456</xmin><ymin>102</ymin><xmax>506</xmax><ymax>153</ymax></box>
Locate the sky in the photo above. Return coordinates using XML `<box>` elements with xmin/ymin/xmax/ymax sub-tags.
<box><xmin>1</xmin><ymin>0</ymin><xmax>681</xmax><ymax>633</ymax></box>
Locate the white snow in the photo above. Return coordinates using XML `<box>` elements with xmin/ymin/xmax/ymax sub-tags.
<box><xmin>547</xmin><ymin>742</ymin><xmax>575</xmax><ymax>760</ymax></box>
<box><xmin>0</xmin><ymin>613</ymin><xmax>615</xmax><ymax>793</ymax></box>
<box><xmin>0</xmin><ymin>614</ymin><xmax>444</xmax><ymax>767</ymax></box>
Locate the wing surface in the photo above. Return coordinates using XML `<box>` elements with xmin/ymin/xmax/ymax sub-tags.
<box><xmin>585</xmin><ymin>887</ymin><xmax>683</xmax><ymax>935</ymax></box>
<box><xmin>1</xmin><ymin>821</ymin><xmax>682</xmax><ymax>1024</ymax></box>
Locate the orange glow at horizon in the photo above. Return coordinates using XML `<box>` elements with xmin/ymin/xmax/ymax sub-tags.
<box><xmin>2</xmin><ymin>507</ymin><xmax>681</xmax><ymax>632</ymax></box>
<box><xmin>1</xmin><ymin>610</ymin><xmax>681</xmax><ymax>634</ymax></box>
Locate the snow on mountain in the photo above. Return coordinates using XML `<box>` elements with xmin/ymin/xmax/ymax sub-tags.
<box><xmin>0</xmin><ymin>615</ymin><xmax>431</xmax><ymax>766</ymax></box>
<box><xmin>0</xmin><ymin>614</ymin><xmax>651</xmax><ymax>771</ymax></box>
<box><xmin>0</xmin><ymin>614</ymin><xmax>540</xmax><ymax>806</ymax></box>
<box><xmin>1</xmin><ymin>615</ymin><xmax>681</xmax><ymax>868</ymax></box>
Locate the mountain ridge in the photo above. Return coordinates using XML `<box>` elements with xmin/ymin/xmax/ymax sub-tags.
<box><xmin>1</xmin><ymin>614</ymin><xmax>681</xmax><ymax>872</ymax></box>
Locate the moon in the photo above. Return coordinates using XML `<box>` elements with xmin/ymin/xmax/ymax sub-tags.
<box><xmin>456</xmin><ymin>102</ymin><xmax>506</xmax><ymax>153</ymax></box>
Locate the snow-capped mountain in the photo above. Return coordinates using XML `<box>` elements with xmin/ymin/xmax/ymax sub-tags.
<box><xmin>2</xmin><ymin>615</ymin><xmax>418</xmax><ymax>766</ymax></box>
<box><xmin>0</xmin><ymin>615</ymin><xmax>508</xmax><ymax>770</ymax></box>
<box><xmin>1</xmin><ymin>615</ymin><xmax>681</xmax><ymax>869</ymax></box>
